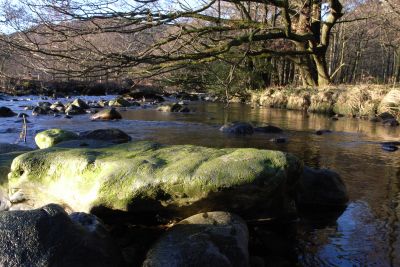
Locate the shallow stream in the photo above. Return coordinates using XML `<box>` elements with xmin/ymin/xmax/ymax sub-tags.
<box><xmin>1</xmin><ymin>95</ymin><xmax>399</xmax><ymax>266</ymax></box>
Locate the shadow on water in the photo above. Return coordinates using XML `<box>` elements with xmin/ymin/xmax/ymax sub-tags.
<box><xmin>1</xmin><ymin>97</ymin><xmax>400</xmax><ymax>266</ymax></box>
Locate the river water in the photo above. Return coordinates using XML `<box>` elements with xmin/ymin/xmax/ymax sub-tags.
<box><xmin>0</xmin><ymin>95</ymin><xmax>399</xmax><ymax>267</ymax></box>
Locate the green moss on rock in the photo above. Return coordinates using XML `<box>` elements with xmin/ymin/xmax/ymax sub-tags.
<box><xmin>9</xmin><ymin>141</ymin><xmax>303</xmax><ymax>219</ymax></box>
<box><xmin>35</xmin><ymin>129</ymin><xmax>79</xmax><ymax>149</ymax></box>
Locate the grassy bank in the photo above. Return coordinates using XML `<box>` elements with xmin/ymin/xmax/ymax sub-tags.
<box><xmin>250</xmin><ymin>85</ymin><xmax>400</xmax><ymax>120</ymax></box>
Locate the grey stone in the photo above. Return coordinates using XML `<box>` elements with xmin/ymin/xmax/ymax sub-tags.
<box><xmin>143</xmin><ymin>211</ymin><xmax>249</xmax><ymax>267</ymax></box>
<box><xmin>0</xmin><ymin>204</ymin><xmax>123</xmax><ymax>267</ymax></box>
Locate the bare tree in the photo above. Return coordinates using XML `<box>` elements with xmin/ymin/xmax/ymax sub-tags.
<box><xmin>0</xmin><ymin>0</ymin><xmax>344</xmax><ymax>87</ymax></box>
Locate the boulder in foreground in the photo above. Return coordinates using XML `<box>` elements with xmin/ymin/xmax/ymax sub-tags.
<box><xmin>8</xmin><ymin>141</ymin><xmax>302</xmax><ymax>221</ymax></box>
<box><xmin>143</xmin><ymin>211</ymin><xmax>249</xmax><ymax>267</ymax></box>
<box><xmin>0</xmin><ymin>204</ymin><xmax>123</xmax><ymax>267</ymax></box>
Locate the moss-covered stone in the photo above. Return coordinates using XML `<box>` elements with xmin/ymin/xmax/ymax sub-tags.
<box><xmin>8</xmin><ymin>142</ymin><xmax>302</xmax><ymax>220</ymax></box>
<box><xmin>35</xmin><ymin>129</ymin><xmax>79</xmax><ymax>149</ymax></box>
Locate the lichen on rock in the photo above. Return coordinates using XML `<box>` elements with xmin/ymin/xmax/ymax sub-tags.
<box><xmin>8</xmin><ymin>141</ymin><xmax>302</xmax><ymax>221</ymax></box>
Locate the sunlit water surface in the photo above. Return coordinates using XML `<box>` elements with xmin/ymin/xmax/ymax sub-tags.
<box><xmin>0</xmin><ymin>95</ymin><xmax>399</xmax><ymax>267</ymax></box>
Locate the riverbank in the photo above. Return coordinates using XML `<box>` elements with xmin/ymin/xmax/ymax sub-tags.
<box><xmin>250</xmin><ymin>85</ymin><xmax>400</xmax><ymax>122</ymax></box>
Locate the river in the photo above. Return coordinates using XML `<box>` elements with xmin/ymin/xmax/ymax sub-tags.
<box><xmin>0</xmin><ymin>95</ymin><xmax>399</xmax><ymax>267</ymax></box>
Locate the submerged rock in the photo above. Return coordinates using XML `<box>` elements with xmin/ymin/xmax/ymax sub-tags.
<box><xmin>381</xmin><ymin>143</ymin><xmax>398</xmax><ymax>152</ymax></box>
<box><xmin>157</xmin><ymin>103</ymin><xmax>188</xmax><ymax>113</ymax></box>
<box><xmin>32</xmin><ymin>106</ymin><xmax>49</xmax><ymax>116</ymax></box>
<box><xmin>0</xmin><ymin>106</ymin><xmax>16</xmax><ymax>117</ymax></box>
<box><xmin>0</xmin><ymin>204</ymin><xmax>123</xmax><ymax>267</ymax></box>
<box><xmin>143</xmin><ymin>211</ymin><xmax>249</xmax><ymax>267</ymax></box>
<box><xmin>269</xmin><ymin>137</ymin><xmax>287</xmax><ymax>143</ymax></box>
<box><xmin>91</xmin><ymin>108</ymin><xmax>122</xmax><ymax>120</ymax></box>
<box><xmin>8</xmin><ymin>141</ymin><xmax>302</xmax><ymax>221</ymax></box>
<box><xmin>55</xmin><ymin>139</ymin><xmax>115</xmax><ymax>149</ymax></box>
<box><xmin>126</xmin><ymin>91</ymin><xmax>165</xmax><ymax>102</ymax></box>
<box><xmin>315</xmin><ymin>129</ymin><xmax>332</xmax><ymax>135</ymax></box>
<box><xmin>220</xmin><ymin>122</ymin><xmax>254</xmax><ymax>135</ymax></box>
<box><xmin>80</xmin><ymin>128</ymin><xmax>131</xmax><ymax>144</ymax></box>
<box><xmin>382</xmin><ymin>118</ymin><xmax>399</xmax><ymax>127</ymax></box>
<box><xmin>0</xmin><ymin>143</ymin><xmax>33</xmax><ymax>154</ymax></box>
<box><xmin>254</xmin><ymin>125</ymin><xmax>283</xmax><ymax>133</ymax></box>
<box><xmin>35</xmin><ymin>129</ymin><xmax>79</xmax><ymax>149</ymax></box>
<box><xmin>296</xmin><ymin>167</ymin><xmax>348</xmax><ymax>210</ymax></box>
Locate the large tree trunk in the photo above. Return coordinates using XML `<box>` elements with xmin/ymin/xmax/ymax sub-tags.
<box><xmin>291</xmin><ymin>0</ymin><xmax>342</xmax><ymax>87</ymax></box>
<box><xmin>313</xmin><ymin>52</ymin><xmax>331</xmax><ymax>86</ymax></box>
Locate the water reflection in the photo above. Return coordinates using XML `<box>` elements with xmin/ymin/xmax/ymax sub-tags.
<box><xmin>0</xmin><ymin>97</ymin><xmax>400</xmax><ymax>266</ymax></box>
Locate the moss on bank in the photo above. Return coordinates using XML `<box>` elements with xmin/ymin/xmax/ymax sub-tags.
<box><xmin>251</xmin><ymin>85</ymin><xmax>399</xmax><ymax>119</ymax></box>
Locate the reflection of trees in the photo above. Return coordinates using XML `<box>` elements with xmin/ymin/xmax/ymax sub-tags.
<box><xmin>387</xmin><ymin>166</ymin><xmax>400</xmax><ymax>266</ymax></box>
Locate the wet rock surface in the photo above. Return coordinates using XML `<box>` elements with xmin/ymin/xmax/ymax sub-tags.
<box><xmin>254</xmin><ymin>125</ymin><xmax>283</xmax><ymax>133</ymax></box>
<box><xmin>35</xmin><ymin>129</ymin><xmax>79</xmax><ymax>149</ymax></box>
<box><xmin>0</xmin><ymin>204</ymin><xmax>123</xmax><ymax>267</ymax></box>
<box><xmin>0</xmin><ymin>107</ymin><xmax>16</xmax><ymax>117</ymax></box>
<box><xmin>143</xmin><ymin>211</ymin><xmax>249</xmax><ymax>267</ymax></box>
<box><xmin>91</xmin><ymin>108</ymin><xmax>122</xmax><ymax>120</ymax></box>
<box><xmin>220</xmin><ymin>122</ymin><xmax>254</xmax><ymax>135</ymax></box>
<box><xmin>296</xmin><ymin>167</ymin><xmax>349</xmax><ymax>210</ymax></box>
<box><xmin>8</xmin><ymin>141</ymin><xmax>302</xmax><ymax>222</ymax></box>
<box><xmin>80</xmin><ymin>128</ymin><xmax>132</xmax><ymax>144</ymax></box>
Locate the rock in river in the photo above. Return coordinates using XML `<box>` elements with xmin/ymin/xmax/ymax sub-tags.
<box><xmin>108</xmin><ymin>97</ymin><xmax>132</xmax><ymax>107</ymax></box>
<box><xmin>220</xmin><ymin>122</ymin><xmax>254</xmax><ymax>135</ymax></box>
<box><xmin>71</xmin><ymin>98</ymin><xmax>90</xmax><ymax>109</ymax></box>
<box><xmin>35</xmin><ymin>129</ymin><xmax>79</xmax><ymax>149</ymax></box>
<box><xmin>0</xmin><ymin>144</ymin><xmax>33</xmax><ymax>211</ymax></box>
<box><xmin>80</xmin><ymin>128</ymin><xmax>132</xmax><ymax>144</ymax></box>
<box><xmin>8</xmin><ymin>141</ymin><xmax>302</xmax><ymax>222</ymax></box>
<box><xmin>157</xmin><ymin>103</ymin><xmax>188</xmax><ymax>112</ymax></box>
<box><xmin>254</xmin><ymin>125</ymin><xmax>283</xmax><ymax>133</ymax></box>
<box><xmin>296</xmin><ymin>167</ymin><xmax>349</xmax><ymax>210</ymax></box>
<box><xmin>143</xmin><ymin>211</ymin><xmax>249</xmax><ymax>267</ymax></box>
<box><xmin>0</xmin><ymin>106</ymin><xmax>16</xmax><ymax>117</ymax></box>
<box><xmin>91</xmin><ymin>108</ymin><xmax>122</xmax><ymax>120</ymax></box>
<box><xmin>0</xmin><ymin>204</ymin><xmax>123</xmax><ymax>266</ymax></box>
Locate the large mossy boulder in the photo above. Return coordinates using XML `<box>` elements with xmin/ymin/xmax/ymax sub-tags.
<box><xmin>0</xmin><ymin>204</ymin><xmax>123</xmax><ymax>266</ymax></box>
<box><xmin>143</xmin><ymin>211</ymin><xmax>249</xmax><ymax>267</ymax></box>
<box><xmin>108</xmin><ymin>98</ymin><xmax>132</xmax><ymax>107</ymax></box>
<box><xmin>8</xmin><ymin>141</ymin><xmax>302</xmax><ymax>221</ymax></box>
<box><xmin>35</xmin><ymin>129</ymin><xmax>79</xmax><ymax>149</ymax></box>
